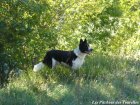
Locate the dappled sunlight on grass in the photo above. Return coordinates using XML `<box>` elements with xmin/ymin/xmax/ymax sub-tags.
<box><xmin>47</xmin><ymin>84</ymin><xmax>69</xmax><ymax>100</ymax></box>
<box><xmin>0</xmin><ymin>87</ymin><xmax>36</xmax><ymax>105</ymax></box>
<box><xmin>0</xmin><ymin>54</ymin><xmax>140</xmax><ymax>105</ymax></box>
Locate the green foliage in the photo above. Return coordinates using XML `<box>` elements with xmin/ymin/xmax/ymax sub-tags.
<box><xmin>0</xmin><ymin>0</ymin><xmax>57</xmax><ymax>69</ymax></box>
<box><xmin>0</xmin><ymin>0</ymin><xmax>140</xmax><ymax>67</ymax></box>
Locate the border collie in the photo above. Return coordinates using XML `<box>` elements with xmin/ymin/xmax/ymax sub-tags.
<box><xmin>33</xmin><ymin>39</ymin><xmax>92</xmax><ymax>72</ymax></box>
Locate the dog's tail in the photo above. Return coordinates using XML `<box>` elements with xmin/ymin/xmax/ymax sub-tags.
<box><xmin>33</xmin><ymin>62</ymin><xmax>45</xmax><ymax>72</ymax></box>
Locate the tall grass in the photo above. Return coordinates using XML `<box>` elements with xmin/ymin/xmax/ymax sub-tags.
<box><xmin>0</xmin><ymin>54</ymin><xmax>139</xmax><ymax>105</ymax></box>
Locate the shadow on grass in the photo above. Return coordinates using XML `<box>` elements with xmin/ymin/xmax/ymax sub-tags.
<box><xmin>112</xmin><ymin>77</ymin><xmax>140</xmax><ymax>101</ymax></box>
<box><xmin>56</xmin><ymin>88</ymin><xmax>109</xmax><ymax>105</ymax></box>
<box><xmin>0</xmin><ymin>88</ymin><xmax>36</xmax><ymax>105</ymax></box>
<box><xmin>0</xmin><ymin>87</ymin><xmax>59</xmax><ymax>105</ymax></box>
<box><xmin>47</xmin><ymin>79</ymin><xmax>109</xmax><ymax>105</ymax></box>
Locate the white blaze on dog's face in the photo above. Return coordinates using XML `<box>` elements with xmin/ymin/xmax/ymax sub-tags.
<box><xmin>79</xmin><ymin>39</ymin><xmax>93</xmax><ymax>54</ymax></box>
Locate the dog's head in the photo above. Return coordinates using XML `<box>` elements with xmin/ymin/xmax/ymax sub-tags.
<box><xmin>79</xmin><ymin>39</ymin><xmax>93</xmax><ymax>54</ymax></box>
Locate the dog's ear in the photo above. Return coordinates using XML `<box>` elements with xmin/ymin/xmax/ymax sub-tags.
<box><xmin>80</xmin><ymin>39</ymin><xmax>83</xmax><ymax>43</ymax></box>
<box><xmin>84</xmin><ymin>38</ymin><xmax>87</xmax><ymax>43</ymax></box>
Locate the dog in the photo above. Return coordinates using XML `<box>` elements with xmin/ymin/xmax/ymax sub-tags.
<box><xmin>33</xmin><ymin>39</ymin><xmax>92</xmax><ymax>72</ymax></box>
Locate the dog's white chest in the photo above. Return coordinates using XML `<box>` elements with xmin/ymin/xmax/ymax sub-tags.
<box><xmin>72</xmin><ymin>57</ymin><xmax>85</xmax><ymax>70</ymax></box>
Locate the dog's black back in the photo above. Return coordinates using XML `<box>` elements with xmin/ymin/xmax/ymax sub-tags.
<box><xmin>42</xmin><ymin>50</ymin><xmax>77</xmax><ymax>68</ymax></box>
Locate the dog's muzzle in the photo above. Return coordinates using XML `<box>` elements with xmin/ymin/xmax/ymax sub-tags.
<box><xmin>85</xmin><ymin>48</ymin><xmax>93</xmax><ymax>54</ymax></box>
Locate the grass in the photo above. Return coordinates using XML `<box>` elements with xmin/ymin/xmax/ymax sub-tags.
<box><xmin>0</xmin><ymin>54</ymin><xmax>140</xmax><ymax>105</ymax></box>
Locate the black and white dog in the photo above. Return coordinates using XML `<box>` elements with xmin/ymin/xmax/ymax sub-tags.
<box><xmin>33</xmin><ymin>39</ymin><xmax>92</xmax><ymax>72</ymax></box>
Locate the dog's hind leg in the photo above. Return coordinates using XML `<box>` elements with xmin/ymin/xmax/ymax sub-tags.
<box><xmin>52</xmin><ymin>58</ymin><xmax>58</xmax><ymax>69</ymax></box>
